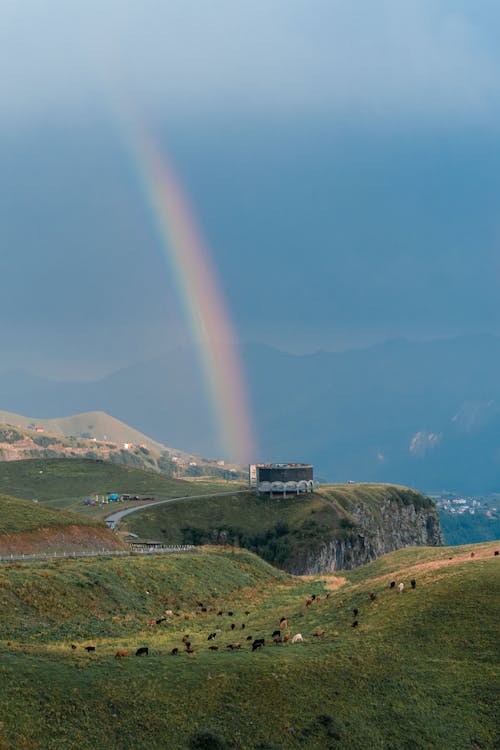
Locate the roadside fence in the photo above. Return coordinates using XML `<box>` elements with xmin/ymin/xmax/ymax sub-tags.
<box><xmin>0</xmin><ymin>545</ymin><xmax>198</xmax><ymax>563</ymax></box>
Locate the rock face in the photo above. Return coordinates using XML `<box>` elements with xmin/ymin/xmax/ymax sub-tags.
<box><xmin>288</xmin><ymin>497</ymin><xmax>443</xmax><ymax>575</ymax></box>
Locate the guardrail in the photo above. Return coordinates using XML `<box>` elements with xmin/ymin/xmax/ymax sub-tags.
<box><xmin>0</xmin><ymin>545</ymin><xmax>198</xmax><ymax>563</ymax></box>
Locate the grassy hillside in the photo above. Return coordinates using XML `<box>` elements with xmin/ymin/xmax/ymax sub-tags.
<box><xmin>0</xmin><ymin>542</ymin><xmax>498</xmax><ymax>749</ymax></box>
<box><xmin>0</xmin><ymin>458</ymin><xmax>237</xmax><ymax>518</ymax></box>
<box><xmin>0</xmin><ymin>494</ymin><xmax>100</xmax><ymax>535</ymax></box>
<box><xmin>120</xmin><ymin>483</ymin><xmax>436</xmax><ymax>569</ymax></box>
<box><xmin>0</xmin><ymin>493</ymin><xmax>125</xmax><ymax>555</ymax></box>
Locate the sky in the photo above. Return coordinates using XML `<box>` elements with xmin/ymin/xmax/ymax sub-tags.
<box><xmin>1</xmin><ymin>0</ymin><xmax>500</xmax><ymax>379</ymax></box>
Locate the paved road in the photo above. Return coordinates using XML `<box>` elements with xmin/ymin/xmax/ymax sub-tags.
<box><xmin>105</xmin><ymin>489</ymin><xmax>249</xmax><ymax>528</ymax></box>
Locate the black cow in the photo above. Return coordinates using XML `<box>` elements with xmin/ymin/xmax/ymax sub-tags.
<box><xmin>352</xmin><ymin>621</ymin><xmax>359</xmax><ymax>629</ymax></box>
<box><xmin>410</xmin><ymin>579</ymin><xmax>416</xmax><ymax>589</ymax></box>
<box><xmin>84</xmin><ymin>646</ymin><xmax>95</xmax><ymax>652</ymax></box>
<box><xmin>207</xmin><ymin>632</ymin><xmax>217</xmax><ymax>641</ymax></box>
<box><xmin>170</xmin><ymin>647</ymin><xmax>179</xmax><ymax>655</ymax></box>
<box><xmin>252</xmin><ymin>638</ymin><xmax>265</xmax><ymax>651</ymax></box>
<box><xmin>230</xmin><ymin>624</ymin><xmax>236</xmax><ymax>630</ymax></box>
<box><xmin>227</xmin><ymin>611</ymin><xmax>234</xmax><ymax>617</ymax></box>
<box><xmin>156</xmin><ymin>617</ymin><xmax>166</xmax><ymax>625</ymax></box>
<box><xmin>353</xmin><ymin>608</ymin><xmax>359</xmax><ymax>617</ymax></box>
<box><xmin>370</xmin><ymin>593</ymin><xmax>376</xmax><ymax>601</ymax></box>
<box><xmin>272</xmin><ymin>629</ymin><xmax>281</xmax><ymax>638</ymax></box>
<box><xmin>390</xmin><ymin>581</ymin><xmax>396</xmax><ymax>589</ymax></box>
<box><xmin>135</xmin><ymin>647</ymin><xmax>149</xmax><ymax>656</ymax></box>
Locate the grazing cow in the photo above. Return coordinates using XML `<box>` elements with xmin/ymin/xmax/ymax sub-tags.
<box><xmin>283</xmin><ymin>631</ymin><xmax>290</xmax><ymax>643</ymax></box>
<box><xmin>84</xmin><ymin>646</ymin><xmax>96</xmax><ymax>652</ymax></box>
<box><xmin>338</xmin><ymin>600</ymin><xmax>344</xmax><ymax>608</ymax></box>
<box><xmin>164</xmin><ymin>609</ymin><xmax>173</xmax><ymax>616</ymax></box>
<box><xmin>273</xmin><ymin>636</ymin><xmax>282</xmax><ymax>645</ymax></box>
<box><xmin>370</xmin><ymin>592</ymin><xmax>376</xmax><ymax>601</ymax></box>
<box><xmin>311</xmin><ymin>594</ymin><xmax>317</xmax><ymax>601</ymax></box>
<box><xmin>217</xmin><ymin>611</ymin><xmax>223</xmax><ymax>616</ymax></box>
<box><xmin>155</xmin><ymin>617</ymin><xmax>166</xmax><ymax>625</ymax></box>
<box><xmin>115</xmin><ymin>649</ymin><xmax>129</xmax><ymax>658</ymax></box>
<box><xmin>149</xmin><ymin>619</ymin><xmax>157</xmax><ymax>627</ymax></box>
<box><xmin>197</xmin><ymin>602</ymin><xmax>204</xmax><ymax>608</ymax></box>
<box><xmin>135</xmin><ymin>647</ymin><xmax>149</xmax><ymax>656</ymax></box>
<box><xmin>207</xmin><ymin>632</ymin><xmax>217</xmax><ymax>641</ymax></box>
<box><xmin>252</xmin><ymin>638</ymin><xmax>265</xmax><ymax>651</ymax></box>
<box><xmin>305</xmin><ymin>599</ymin><xmax>313</xmax><ymax>607</ymax></box>
<box><xmin>352</xmin><ymin>620</ymin><xmax>359</xmax><ymax>629</ymax></box>
<box><xmin>245</xmin><ymin>610</ymin><xmax>250</xmax><ymax>615</ymax></box>
<box><xmin>494</xmin><ymin>550</ymin><xmax>499</xmax><ymax>556</ymax></box>
<box><xmin>291</xmin><ymin>633</ymin><xmax>303</xmax><ymax>643</ymax></box>
<box><xmin>390</xmin><ymin>581</ymin><xmax>396</xmax><ymax>589</ymax></box>
<box><xmin>226</xmin><ymin>643</ymin><xmax>241</xmax><ymax>650</ymax></box>
<box><xmin>185</xmin><ymin>646</ymin><xmax>195</xmax><ymax>654</ymax></box>
<box><xmin>241</xmin><ymin>623</ymin><xmax>246</xmax><ymax>630</ymax></box>
<box><xmin>184</xmin><ymin>641</ymin><xmax>191</xmax><ymax>650</ymax></box>
<box><xmin>182</xmin><ymin>635</ymin><xmax>191</xmax><ymax>644</ymax></box>
<box><xmin>398</xmin><ymin>583</ymin><xmax>404</xmax><ymax>593</ymax></box>
<box><xmin>208</xmin><ymin>645</ymin><xmax>219</xmax><ymax>651</ymax></box>
<box><xmin>353</xmin><ymin>608</ymin><xmax>359</xmax><ymax>617</ymax></box>
<box><xmin>272</xmin><ymin>629</ymin><xmax>281</xmax><ymax>638</ymax></box>
<box><xmin>246</xmin><ymin>635</ymin><xmax>253</xmax><ymax>641</ymax></box>
<box><xmin>227</xmin><ymin>611</ymin><xmax>234</xmax><ymax>617</ymax></box>
<box><xmin>410</xmin><ymin>579</ymin><xmax>416</xmax><ymax>589</ymax></box>
<box><xmin>230</xmin><ymin>623</ymin><xmax>236</xmax><ymax>630</ymax></box>
<box><xmin>279</xmin><ymin>619</ymin><xmax>288</xmax><ymax>630</ymax></box>
<box><xmin>201</xmin><ymin>607</ymin><xmax>207</xmax><ymax>613</ymax></box>
<box><xmin>184</xmin><ymin>615</ymin><xmax>190</xmax><ymax>621</ymax></box>
<box><xmin>170</xmin><ymin>648</ymin><xmax>179</xmax><ymax>655</ymax></box>
<box><xmin>313</xmin><ymin>629</ymin><xmax>325</xmax><ymax>637</ymax></box>
<box><xmin>470</xmin><ymin>552</ymin><xmax>475</xmax><ymax>558</ymax></box>
<box><xmin>71</xmin><ymin>644</ymin><xmax>77</xmax><ymax>650</ymax></box>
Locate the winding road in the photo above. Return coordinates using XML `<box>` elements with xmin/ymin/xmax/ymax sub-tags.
<box><xmin>105</xmin><ymin>489</ymin><xmax>249</xmax><ymax>529</ymax></box>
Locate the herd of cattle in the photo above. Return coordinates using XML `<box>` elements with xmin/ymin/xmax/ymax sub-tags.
<box><xmin>67</xmin><ymin>577</ymin><xmax>421</xmax><ymax>659</ymax></box>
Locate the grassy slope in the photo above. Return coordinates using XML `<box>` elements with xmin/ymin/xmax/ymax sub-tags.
<box><xmin>0</xmin><ymin>458</ymin><xmax>236</xmax><ymax>518</ymax></box>
<box><xmin>0</xmin><ymin>493</ymin><xmax>101</xmax><ymax>535</ymax></box>
<box><xmin>121</xmin><ymin>483</ymin><xmax>434</xmax><ymax>568</ymax></box>
<box><xmin>0</xmin><ymin>542</ymin><xmax>497</xmax><ymax>750</ymax></box>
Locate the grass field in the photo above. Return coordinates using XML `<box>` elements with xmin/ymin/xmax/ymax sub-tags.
<box><xmin>0</xmin><ymin>458</ymin><xmax>237</xmax><ymax>519</ymax></box>
<box><xmin>0</xmin><ymin>541</ymin><xmax>498</xmax><ymax>750</ymax></box>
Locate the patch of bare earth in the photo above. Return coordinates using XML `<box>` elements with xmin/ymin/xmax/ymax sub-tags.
<box><xmin>0</xmin><ymin>525</ymin><xmax>126</xmax><ymax>555</ymax></box>
<box><xmin>297</xmin><ymin>573</ymin><xmax>347</xmax><ymax>590</ymax></box>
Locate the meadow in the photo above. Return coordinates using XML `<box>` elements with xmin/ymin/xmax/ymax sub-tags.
<box><xmin>0</xmin><ymin>542</ymin><xmax>498</xmax><ymax>750</ymax></box>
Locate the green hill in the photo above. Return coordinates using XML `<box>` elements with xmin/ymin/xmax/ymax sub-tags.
<box><xmin>119</xmin><ymin>483</ymin><xmax>442</xmax><ymax>573</ymax></box>
<box><xmin>0</xmin><ymin>493</ymin><xmax>125</xmax><ymax>555</ymax></box>
<box><xmin>0</xmin><ymin>542</ymin><xmax>498</xmax><ymax>749</ymax></box>
<box><xmin>0</xmin><ymin>458</ymin><xmax>238</xmax><ymax>518</ymax></box>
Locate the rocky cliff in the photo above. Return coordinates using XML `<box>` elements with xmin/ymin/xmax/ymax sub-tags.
<box><xmin>288</xmin><ymin>487</ymin><xmax>444</xmax><ymax>574</ymax></box>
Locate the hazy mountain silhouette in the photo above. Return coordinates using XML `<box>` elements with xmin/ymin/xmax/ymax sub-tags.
<box><xmin>2</xmin><ymin>335</ymin><xmax>500</xmax><ymax>492</ymax></box>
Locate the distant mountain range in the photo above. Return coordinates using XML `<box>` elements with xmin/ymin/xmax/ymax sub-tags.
<box><xmin>1</xmin><ymin>334</ymin><xmax>500</xmax><ymax>493</ymax></box>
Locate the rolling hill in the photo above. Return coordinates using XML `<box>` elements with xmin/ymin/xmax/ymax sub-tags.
<box><xmin>0</xmin><ymin>415</ymin><xmax>246</xmax><ymax>480</ymax></box>
<box><xmin>0</xmin><ymin>493</ymin><xmax>125</xmax><ymax>555</ymax></box>
<box><xmin>0</xmin><ymin>541</ymin><xmax>497</xmax><ymax>749</ymax></box>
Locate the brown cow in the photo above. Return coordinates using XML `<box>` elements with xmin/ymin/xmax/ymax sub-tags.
<box><xmin>115</xmin><ymin>649</ymin><xmax>129</xmax><ymax>658</ymax></box>
<box><xmin>226</xmin><ymin>643</ymin><xmax>241</xmax><ymax>650</ymax></box>
<box><xmin>313</xmin><ymin>629</ymin><xmax>325</xmax><ymax>637</ymax></box>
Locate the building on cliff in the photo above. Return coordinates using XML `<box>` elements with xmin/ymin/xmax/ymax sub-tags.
<box><xmin>250</xmin><ymin>462</ymin><xmax>317</xmax><ymax>495</ymax></box>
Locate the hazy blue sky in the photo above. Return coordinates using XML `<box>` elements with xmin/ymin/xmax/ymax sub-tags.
<box><xmin>1</xmin><ymin>1</ymin><xmax>500</xmax><ymax>378</ymax></box>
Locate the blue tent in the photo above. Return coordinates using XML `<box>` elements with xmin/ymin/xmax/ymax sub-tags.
<box><xmin>108</xmin><ymin>493</ymin><xmax>120</xmax><ymax>501</ymax></box>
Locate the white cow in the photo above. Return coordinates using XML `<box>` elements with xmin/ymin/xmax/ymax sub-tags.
<box><xmin>291</xmin><ymin>633</ymin><xmax>303</xmax><ymax>643</ymax></box>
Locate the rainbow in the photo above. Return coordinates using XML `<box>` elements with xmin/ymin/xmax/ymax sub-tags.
<box><xmin>127</xmin><ymin>124</ymin><xmax>256</xmax><ymax>464</ymax></box>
